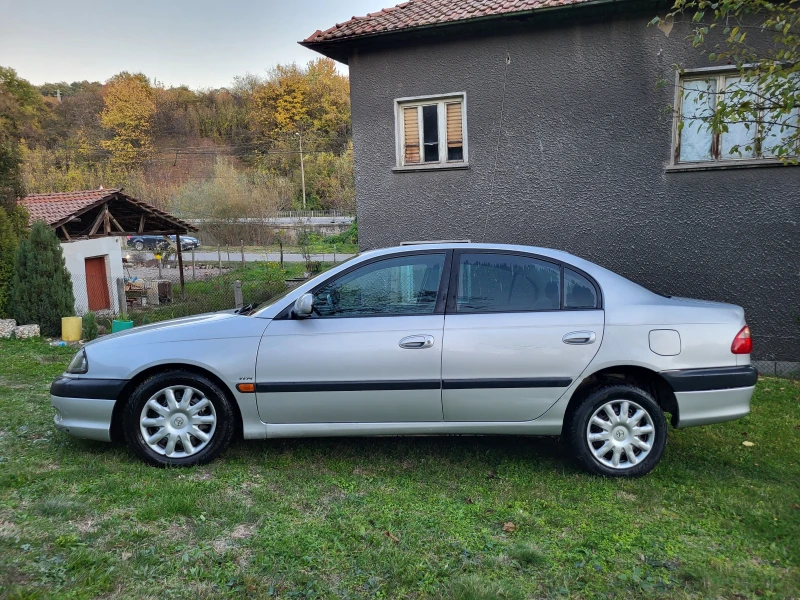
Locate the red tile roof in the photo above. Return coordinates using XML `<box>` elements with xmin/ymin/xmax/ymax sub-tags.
<box><xmin>20</xmin><ymin>189</ymin><xmax>118</xmax><ymax>226</ymax></box>
<box><xmin>19</xmin><ymin>188</ymin><xmax>198</xmax><ymax>233</ymax></box>
<box><xmin>303</xmin><ymin>0</ymin><xmax>594</xmax><ymax>44</ymax></box>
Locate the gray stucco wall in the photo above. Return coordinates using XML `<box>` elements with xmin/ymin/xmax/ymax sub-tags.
<box><xmin>346</xmin><ymin>11</ymin><xmax>799</xmax><ymax>363</ymax></box>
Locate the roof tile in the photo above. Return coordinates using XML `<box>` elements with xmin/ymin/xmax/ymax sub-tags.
<box><xmin>303</xmin><ymin>0</ymin><xmax>593</xmax><ymax>44</ymax></box>
<box><xmin>20</xmin><ymin>189</ymin><xmax>118</xmax><ymax>226</ymax></box>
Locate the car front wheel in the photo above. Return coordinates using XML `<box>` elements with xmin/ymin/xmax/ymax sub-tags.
<box><xmin>134</xmin><ymin>241</ymin><xmax>144</xmax><ymax>251</ymax></box>
<box><xmin>122</xmin><ymin>371</ymin><xmax>235</xmax><ymax>467</ymax></box>
<box><xmin>566</xmin><ymin>383</ymin><xmax>667</xmax><ymax>477</ymax></box>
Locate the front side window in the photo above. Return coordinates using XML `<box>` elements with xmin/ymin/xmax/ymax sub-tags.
<box><xmin>312</xmin><ymin>254</ymin><xmax>445</xmax><ymax>318</ymax></box>
<box><xmin>397</xmin><ymin>94</ymin><xmax>466</xmax><ymax>167</ymax></box>
<box><xmin>456</xmin><ymin>253</ymin><xmax>561</xmax><ymax>313</ymax></box>
<box><xmin>676</xmin><ymin>71</ymin><xmax>799</xmax><ymax>163</ymax></box>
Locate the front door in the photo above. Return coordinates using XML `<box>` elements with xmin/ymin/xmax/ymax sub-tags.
<box><xmin>85</xmin><ymin>256</ymin><xmax>110</xmax><ymax>311</ymax></box>
<box><xmin>256</xmin><ymin>252</ymin><xmax>449</xmax><ymax>423</ymax></box>
<box><xmin>441</xmin><ymin>251</ymin><xmax>604</xmax><ymax>422</ymax></box>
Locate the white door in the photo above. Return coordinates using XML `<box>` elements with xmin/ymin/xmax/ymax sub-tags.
<box><xmin>256</xmin><ymin>252</ymin><xmax>448</xmax><ymax>423</ymax></box>
<box><xmin>442</xmin><ymin>252</ymin><xmax>604</xmax><ymax>422</ymax></box>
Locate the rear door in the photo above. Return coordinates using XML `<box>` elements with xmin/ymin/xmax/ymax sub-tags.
<box><xmin>256</xmin><ymin>251</ymin><xmax>450</xmax><ymax>423</ymax></box>
<box><xmin>441</xmin><ymin>251</ymin><xmax>604</xmax><ymax>422</ymax></box>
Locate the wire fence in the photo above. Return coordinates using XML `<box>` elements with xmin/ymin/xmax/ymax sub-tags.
<box><xmin>68</xmin><ymin>257</ymin><xmax>337</xmax><ymax>333</ymax></box>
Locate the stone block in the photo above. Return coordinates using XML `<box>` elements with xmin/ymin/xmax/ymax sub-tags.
<box><xmin>13</xmin><ymin>324</ymin><xmax>40</xmax><ymax>340</ymax></box>
<box><xmin>0</xmin><ymin>319</ymin><xmax>15</xmax><ymax>339</ymax></box>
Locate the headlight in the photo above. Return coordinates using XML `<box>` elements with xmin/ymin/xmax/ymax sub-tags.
<box><xmin>66</xmin><ymin>349</ymin><xmax>88</xmax><ymax>374</ymax></box>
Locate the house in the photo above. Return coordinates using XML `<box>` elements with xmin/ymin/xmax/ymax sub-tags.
<box><xmin>19</xmin><ymin>188</ymin><xmax>197</xmax><ymax>315</ymax></box>
<box><xmin>301</xmin><ymin>0</ymin><xmax>800</xmax><ymax>371</ymax></box>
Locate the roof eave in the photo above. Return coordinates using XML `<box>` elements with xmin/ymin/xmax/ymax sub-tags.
<box><xmin>300</xmin><ymin>0</ymin><xmax>661</xmax><ymax>61</ymax></box>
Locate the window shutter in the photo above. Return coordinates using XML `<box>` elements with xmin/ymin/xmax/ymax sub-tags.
<box><xmin>403</xmin><ymin>107</ymin><xmax>420</xmax><ymax>163</ymax></box>
<box><xmin>446</xmin><ymin>102</ymin><xmax>463</xmax><ymax>148</ymax></box>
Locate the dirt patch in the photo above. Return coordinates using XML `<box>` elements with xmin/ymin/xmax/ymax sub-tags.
<box><xmin>231</xmin><ymin>524</ymin><xmax>256</xmax><ymax>540</ymax></box>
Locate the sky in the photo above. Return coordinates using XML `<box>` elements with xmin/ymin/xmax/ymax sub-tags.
<box><xmin>0</xmin><ymin>0</ymin><xmax>389</xmax><ymax>89</ymax></box>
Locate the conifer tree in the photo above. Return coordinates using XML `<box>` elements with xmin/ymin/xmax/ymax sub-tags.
<box><xmin>10</xmin><ymin>221</ymin><xmax>74</xmax><ymax>335</ymax></box>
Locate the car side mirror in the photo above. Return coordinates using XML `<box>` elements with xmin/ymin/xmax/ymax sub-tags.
<box><xmin>293</xmin><ymin>293</ymin><xmax>314</xmax><ymax>318</ymax></box>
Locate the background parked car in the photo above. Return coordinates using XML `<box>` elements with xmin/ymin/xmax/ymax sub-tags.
<box><xmin>168</xmin><ymin>235</ymin><xmax>200</xmax><ymax>250</ymax></box>
<box><xmin>127</xmin><ymin>235</ymin><xmax>170</xmax><ymax>251</ymax></box>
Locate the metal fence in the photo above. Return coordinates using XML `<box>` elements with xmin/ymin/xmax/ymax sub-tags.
<box><xmin>68</xmin><ymin>256</ymin><xmax>337</xmax><ymax>334</ymax></box>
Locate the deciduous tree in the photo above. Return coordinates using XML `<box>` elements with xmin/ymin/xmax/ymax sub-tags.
<box><xmin>100</xmin><ymin>72</ymin><xmax>156</xmax><ymax>171</ymax></box>
<box><xmin>654</xmin><ymin>0</ymin><xmax>800</xmax><ymax>158</ymax></box>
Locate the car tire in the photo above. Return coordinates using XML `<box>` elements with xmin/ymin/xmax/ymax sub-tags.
<box><xmin>122</xmin><ymin>370</ymin><xmax>236</xmax><ymax>467</ymax></box>
<box><xmin>134</xmin><ymin>241</ymin><xmax>144</xmax><ymax>251</ymax></box>
<box><xmin>566</xmin><ymin>383</ymin><xmax>667</xmax><ymax>478</ymax></box>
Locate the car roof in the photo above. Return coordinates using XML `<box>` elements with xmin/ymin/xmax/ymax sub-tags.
<box><xmin>360</xmin><ymin>242</ymin><xmax>594</xmax><ymax>270</ymax></box>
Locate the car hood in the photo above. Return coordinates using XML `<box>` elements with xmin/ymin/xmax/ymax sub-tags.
<box><xmin>85</xmin><ymin>312</ymin><xmax>270</xmax><ymax>348</ymax></box>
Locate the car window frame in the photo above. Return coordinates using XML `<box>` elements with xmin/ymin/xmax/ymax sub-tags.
<box><xmin>445</xmin><ymin>249</ymin><xmax>603</xmax><ymax>315</ymax></box>
<box><xmin>274</xmin><ymin>249</ymin><xmax>454</xmax><ymax>320</ymax></box>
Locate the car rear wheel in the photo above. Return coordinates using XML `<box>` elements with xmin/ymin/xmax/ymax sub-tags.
<box><xmin>134</xmin><ymin>241</ymin><xmax>144</xmax><ymax>251</ymax></box>
<box><xmin>122</xmin><ymin>371</ymin><xmax>235</xmax><ymax>467</ymax></box>
<box><xmin>566</xmin><ymin>383</ymin><xmax>667</xmax><ymax>477</ymax></box>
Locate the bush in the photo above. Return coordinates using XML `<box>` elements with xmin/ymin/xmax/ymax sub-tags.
<box><xmin>0</xmin><ymin>205</ymin><xmax>27</xmax><ymax>318</ymax></box>
<box><xmin>82</xmin><ymin>312</ymin><xmax>98</xmax><ymax>341</ymax></box>
<box><xmin>327</xmin><ymin>220</ymin><xmax>357</xmax><ymax>245</ymax></box>
<box><xmin>10</xmin><ymin>221</ymin><xmax>75</xmax><ymax>336</ymax></box>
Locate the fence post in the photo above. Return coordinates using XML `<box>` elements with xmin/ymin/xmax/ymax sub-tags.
<box><xmin>226</xmin><ymin>245</ymin><xmax>230</xmax><ymax>266</ymax></box>
<box><xmin>116</xmin><ymin>278</ymin><xmax>127</xmax><ymax>321</ymax></box>
<box><xmin>280</xmin><ymin>241</ymin><xmax>284</xmax><ymax>269</ymax></box>
<box><xmin>217</xmin><ymin>245</ymin><xmax>222</xmax><ymax>274</ymax></box>
<box><xmin>241</xmin><ymin>239</ymin><xmax>245</xmax><ymax>268</ymax></box>
<box><xmin>334</xmin><ymin>243</ymin><xmax>337</xmax><ymax>263</ymax></box>
<box><xmin>233</xmin><ymin>280</ymin><xmax>243</xmax><ymax>309</ymax></box>
<box><xmin>192</xmin><ymin>247</ymin><xmax>196</xmax><ymax>280</ymax></box>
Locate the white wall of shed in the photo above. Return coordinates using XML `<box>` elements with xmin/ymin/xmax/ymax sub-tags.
<box><xmin>61</xmin><ymin>237</ymin><xmax>125</xmax><ymax>315</ymax></box>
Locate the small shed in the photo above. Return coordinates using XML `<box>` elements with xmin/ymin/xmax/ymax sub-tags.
<box><xmin>19</xmin><ymin>188</ymin><xmax>197</xmax><ymax>314</ymax></box>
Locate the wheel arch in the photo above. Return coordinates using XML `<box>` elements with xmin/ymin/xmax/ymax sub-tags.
<box><xmin>110</xmin><ymin>363</ymin><xmax>243</xmax><ymax>442</ymax></box>
<box><xmin>563</xmin><ymin>365</ymin><xmax>679</xmax><ymax>430</ymax></box>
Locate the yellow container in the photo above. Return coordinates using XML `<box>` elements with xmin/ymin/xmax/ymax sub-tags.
<box><xmin>62</xmin><ymin>316</ymin><xmax>82</xmax><ymax>342</ymax></box>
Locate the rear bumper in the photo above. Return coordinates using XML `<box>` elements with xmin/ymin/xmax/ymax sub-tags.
<box><xmin>661</xmin><ymin>366</ymin><xmax>757</xmax><ymax>428</ymax></box>
<box><xmin>673</xmin><ymin>386</ymin><xmax>754</xmax><ymax>428</ymax></box>
<box><xmin>661</xmin><ymin>365</ymin><xmax>758</xmax><ymax>392</ymax></box>
<box><xmin>52</xmin><ymin>395</ymin><xmax>115</xmax><ymax>441</ymax></box>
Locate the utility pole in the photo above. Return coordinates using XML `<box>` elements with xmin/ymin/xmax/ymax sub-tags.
<box><xmin>297</xmin><ymin>130</ymin><xmax>306</xmax><ymax>210</ymax></box>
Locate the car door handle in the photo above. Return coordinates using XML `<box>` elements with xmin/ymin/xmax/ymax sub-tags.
<box><xmin>399</xmin><ymin>335</ymin><xmax>435</xmax><ymax>349</ymax></box>
<box><xmin>563</xmin><ymin>331</ymin><xmax>596</xmax><ymax>345</ymax></box>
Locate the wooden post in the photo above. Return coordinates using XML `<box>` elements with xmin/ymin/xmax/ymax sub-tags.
<box><xmin>217</xmin><ymin>245</ymin><xmax>222</xmax><ymax>274</ymax></box>
<box><xmin>175</xmin><ymin>233</ymin><xmax>185</xmax><ymax>298</ymax></box>
<box><xmin>226</xmin><ymin>245</ymin><xmax>230</xmax><ymax>266</ymax></box>
<box><xmin>191</xmin><ymin>247</ymin><xmax>196</xmax><ymax>280</ymax></box>
<box><xmin>241</xmin><ymin>239</ymin><xmax>245</xmax><ymax>268</ymax></box>
<box><xmin>116</xmin><ymin>278</ymin><xmax>127</xmax><ymax>320</ymax></box>
<box><xmin>334</xmin><ymin>243</ymin><xmax>337</xmax><ymax>264</ymax></box>
<box><xmin>233</xmin><ymin>280</ymin><xmax>243</xmax><ymax>309</ymax></box>
<box><xmin>280</xmin><ymin>241</ymin><xmax>284</xmax><ymax>269</ymax></box>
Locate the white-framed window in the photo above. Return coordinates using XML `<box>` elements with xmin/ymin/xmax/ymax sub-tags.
<box><xmin>674</xmin><ymin>69</ymin><xmax>799</xmax><ymax>164</ymax></box>
<box><xmin>395</xmin><ymin>93</ymin><xmax>467</xmax><ymax>169</ymax></box>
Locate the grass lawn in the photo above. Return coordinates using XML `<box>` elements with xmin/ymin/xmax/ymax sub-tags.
<box><xmin>0</xmin><ymin>340</ymin><xmax>798</xmax><ymax>599</ymax></box>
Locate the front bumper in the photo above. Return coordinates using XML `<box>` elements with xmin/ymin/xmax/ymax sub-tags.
<box><xmin>661</xmin><ymin>366</ymin><xmax>758</xmax><ymax>428</ymax></box>
<box><xmin>50</xmin><ymin>376</ymin><xmax>128</xmax><ymax>442</ymax></box>
<box><xmin>52</xmin><ymin>395</ymin><xmax>115</xmax><ymax>441</ymax></box>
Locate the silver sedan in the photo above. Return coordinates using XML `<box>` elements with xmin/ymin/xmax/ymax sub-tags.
<box><xmin>51</xmin><ymin>243</ymin><xmax>757</xmax><ymax>477</ymax></box>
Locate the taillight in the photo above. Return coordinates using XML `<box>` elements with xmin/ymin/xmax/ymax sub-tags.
<box><xmin>731</xmin><ymin>325</ymin><xmax>752</xmax><ymax>354</ymax></box>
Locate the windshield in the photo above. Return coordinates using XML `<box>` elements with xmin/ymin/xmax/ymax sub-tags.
<box><xmin>242</xmin><ymin>254</ymin><xmax>361</xmax><ymax>316</ymax></box>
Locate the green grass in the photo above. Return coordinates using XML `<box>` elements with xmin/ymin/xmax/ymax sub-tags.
<box><xmin>0</xmin><ymin>339</ymin><xmax>798</xmax><ymax>598</ymax></box>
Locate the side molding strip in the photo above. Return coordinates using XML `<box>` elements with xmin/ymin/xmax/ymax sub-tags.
<box><xmin>256</xmin><ymin>378</ymin><xmax>573</xmax><ymax>393</ymax></box>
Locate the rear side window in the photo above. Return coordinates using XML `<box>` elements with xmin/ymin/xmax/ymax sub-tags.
<box><xmin>456</xmin><ymin>253</ymin><xmax>561</xmax><ymax>313</ymax></box>
<box><xmin>564</xmin><ymin>268</ymin><xmax>599</xmax><ymax>309</ymax></box>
